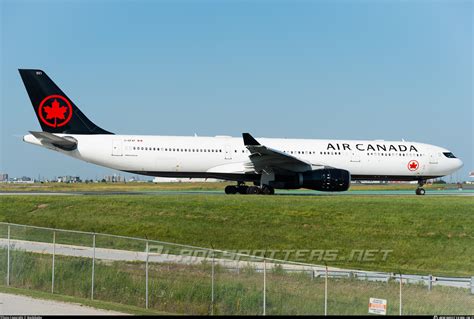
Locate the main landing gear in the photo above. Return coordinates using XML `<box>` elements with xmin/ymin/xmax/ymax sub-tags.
<box><xmin>415</xmin><ymin>180</ymin><xmax>426</xmax><ymax>196</ymax></box>
<box><xmin>225</xmin><ymin>183</ymin><xmax>275</xmax><ymax>195</ymax></box>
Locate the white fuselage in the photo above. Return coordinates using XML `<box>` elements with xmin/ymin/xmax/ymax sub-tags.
<box><xmin>24</xmin><ymin>133</ymin><xmax>463</xmax><ymax>184</ymax></box>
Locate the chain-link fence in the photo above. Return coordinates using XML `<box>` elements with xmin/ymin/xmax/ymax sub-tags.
<box><xmin>0</xmin><ymin>222</ymin><xmax>473</xmax><ymax>315</ymax></box>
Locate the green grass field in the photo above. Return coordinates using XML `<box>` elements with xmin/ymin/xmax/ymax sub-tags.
<box><xmin>1</xmin><ymin>249</ymin><xmax>472</xmax><ymax>315</ymax></box>
<box><xmin>0</xmin><ymin>181</ymin><xmax>467</xmax><ymax>192</ymax></box>
<box><xmin>1</xmin><ymin>194</ymin><xmax>473</xmax><ymax>276</ymax></box>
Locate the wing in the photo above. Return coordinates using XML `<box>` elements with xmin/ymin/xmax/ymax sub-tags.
<box><xmin>242</xmin><ymin>133</ymin><xmax>314</xmax><ymax>173</ymax></box>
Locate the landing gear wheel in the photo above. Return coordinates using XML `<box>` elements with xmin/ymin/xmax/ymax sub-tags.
<box><xmin>247</xmin><ymin>186</ymin><xmax>261</xmax><ymax>195</ymax></box>
<box><xmin>225</xmin><ymin>185</ymin><xmax>237</xmax><ymax>195</ymax></box>
<box><xmin>237</xmin><ymin>186</ymin><xmax>249</xmax><ymax>194</ymax></box>
<box><xmin>261</xmin><ymin>185</ymin><xmax>275</xmax><ymax>195</ymax></box>
<box><xmin>416</xmin><ymin>179</ymin><xmax>426</xmax><ymax>196</ymax></box>
<box><xmin>415</xmin><ymin>188</ymin><xmax>425</xmax><ymax>196</ymax></box>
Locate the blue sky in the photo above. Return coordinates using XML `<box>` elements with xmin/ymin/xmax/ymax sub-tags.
<box><xmin>1</xmin><ymin>0</ymin><xmax>472</xmax><ymax>181</ymax></box>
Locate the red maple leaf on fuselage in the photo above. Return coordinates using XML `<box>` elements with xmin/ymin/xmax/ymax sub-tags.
<box><xmin>44</xmin><ymin>99</ymin><xmax>67</xmax><ymax>120</ymax></box>
<box><xmin>409</xmin><ymin>162</ymin><xmax>418</xmax><ymax>169</ymax></box>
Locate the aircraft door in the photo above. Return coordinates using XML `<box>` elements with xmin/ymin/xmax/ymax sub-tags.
<box><xmin>429</xmin><ymin>152</ymin><xmax>439</xmax><ymax>164</ymax></box>
<box><xmin>224</xmin><ymin>145</ymin><xmax>232</xmax><ymax>160</ymax></box>
<box><xmin>112</xmin><ymin>139</ymin><xmax>123</xmax><ymax>156</ymax></box>
<box><xmin>350</xmin><ymin>152</ymin><xmax>361</xmax><ymax>163</ymax></box>
<box><xmin>348</xmin><ymin>151</ymin><xmax>362</xmax><ymax>174</ymax></box>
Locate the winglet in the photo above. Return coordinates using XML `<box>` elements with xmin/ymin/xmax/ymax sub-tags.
<box><xmin>242</xmin><ymin>133</ymin><xmax>260</xmax><ymax>146</ymax></box>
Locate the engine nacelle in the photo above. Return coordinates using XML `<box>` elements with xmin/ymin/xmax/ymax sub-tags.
<box><xmin>269</xmin><ymin>168</ymin><xmax>351</xmax><ymax>192</ymax></box>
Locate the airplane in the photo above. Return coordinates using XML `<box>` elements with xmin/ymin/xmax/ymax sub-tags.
<box><xmin>19</xmin><ymin>69</ymin><xmax>463</xmax><ymax>195</ymax></box>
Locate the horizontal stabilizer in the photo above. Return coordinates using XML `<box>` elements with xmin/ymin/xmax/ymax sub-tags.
<box><xmin>30</xmin><ymin>131</ymin><xmax>77</xmax><ymax>151</ymax></box>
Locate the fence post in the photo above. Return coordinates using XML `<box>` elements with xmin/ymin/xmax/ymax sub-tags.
<box><xmin>145</xmin><ymin>241</ymin><xmax>149</xmax><ymax>309</ymax></box>
<box><xmin>263</xmin><ymin>258</ymin><xmax>266</xmax><ymax>316</ymax></box>
<box><xmin>52</xmin><ymin>231</ymin><xmax>56</xmax><ymax>293</ymax></box>
<box><xmin>399</xmin><ymin>274</ymin><xmax>402</xmax><ymax>315</ymax></box>
<box><xmin>91</xmin><ymin>233</ymin><xmax>96</xmax><ymax>300</ymax></box>
<box><xmin>6</xmin><ymin>225</ymin><xmax>10</xmax><ymax>286</ymax></box>
<box><xmin>211</xmin><ymin>252</ymin><xmax>215</xmax><ymax>315</ymax></box>
<box><xmin>324</xmin><ymin>266</ymin><xmax>328</xmax><ymax>316</ymax></box>
<box><xmin>428</xmin><ymin>274</ymin><xmax>432</xmax><ymax>292</ymax></box>
<box><xmin>471</xmin><ymin>276</ymin><xmax>474</xmax><ymax>295</ymax></box>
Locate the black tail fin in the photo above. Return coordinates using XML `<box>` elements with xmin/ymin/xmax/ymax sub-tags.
<box><xmin>19</xmin><ymin>69</ymin><xmax>113</xmax><ymax>135</ymax></box>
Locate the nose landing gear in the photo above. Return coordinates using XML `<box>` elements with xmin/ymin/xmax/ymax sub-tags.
<box><xmin>415</xmin><ymin>180</ymin><xmax>426</xmax><ymax>195</ymax></box>
<box><xmin>415</xmin><ymin>188</ymin><xmax>426</xmax><ymax>195</ymax></box>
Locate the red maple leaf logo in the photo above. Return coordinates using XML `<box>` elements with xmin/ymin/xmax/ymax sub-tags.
<box><xmin>38</xmin><ymin>95</ymin><xmax>73</xmax><ymax>128</ymax></box>
<box><xmin>44</xmin><ymin>99</ymin><xmax>67</xmax><ymax>120</ymax></box>
<box><xmin>408</xmin><ymin>160</ymin><xmax>419</xmax><ymax>171</ymax></box>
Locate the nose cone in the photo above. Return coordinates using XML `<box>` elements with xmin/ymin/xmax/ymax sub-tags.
<box><xmin>455</xmin><ymin>158</ymin><xmax>464</xmax><ymax>170</ymax></box>
<box><xmin>448</xmin><ymin>158</ymin><xmax>464</xmax><ymax>174</ymax></box>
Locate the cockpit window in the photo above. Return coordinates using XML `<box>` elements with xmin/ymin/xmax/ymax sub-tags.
<box><xmin>443</xmin><ymin>152</ymin><xmax>456</xmax><ymax>158</ymax></box>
